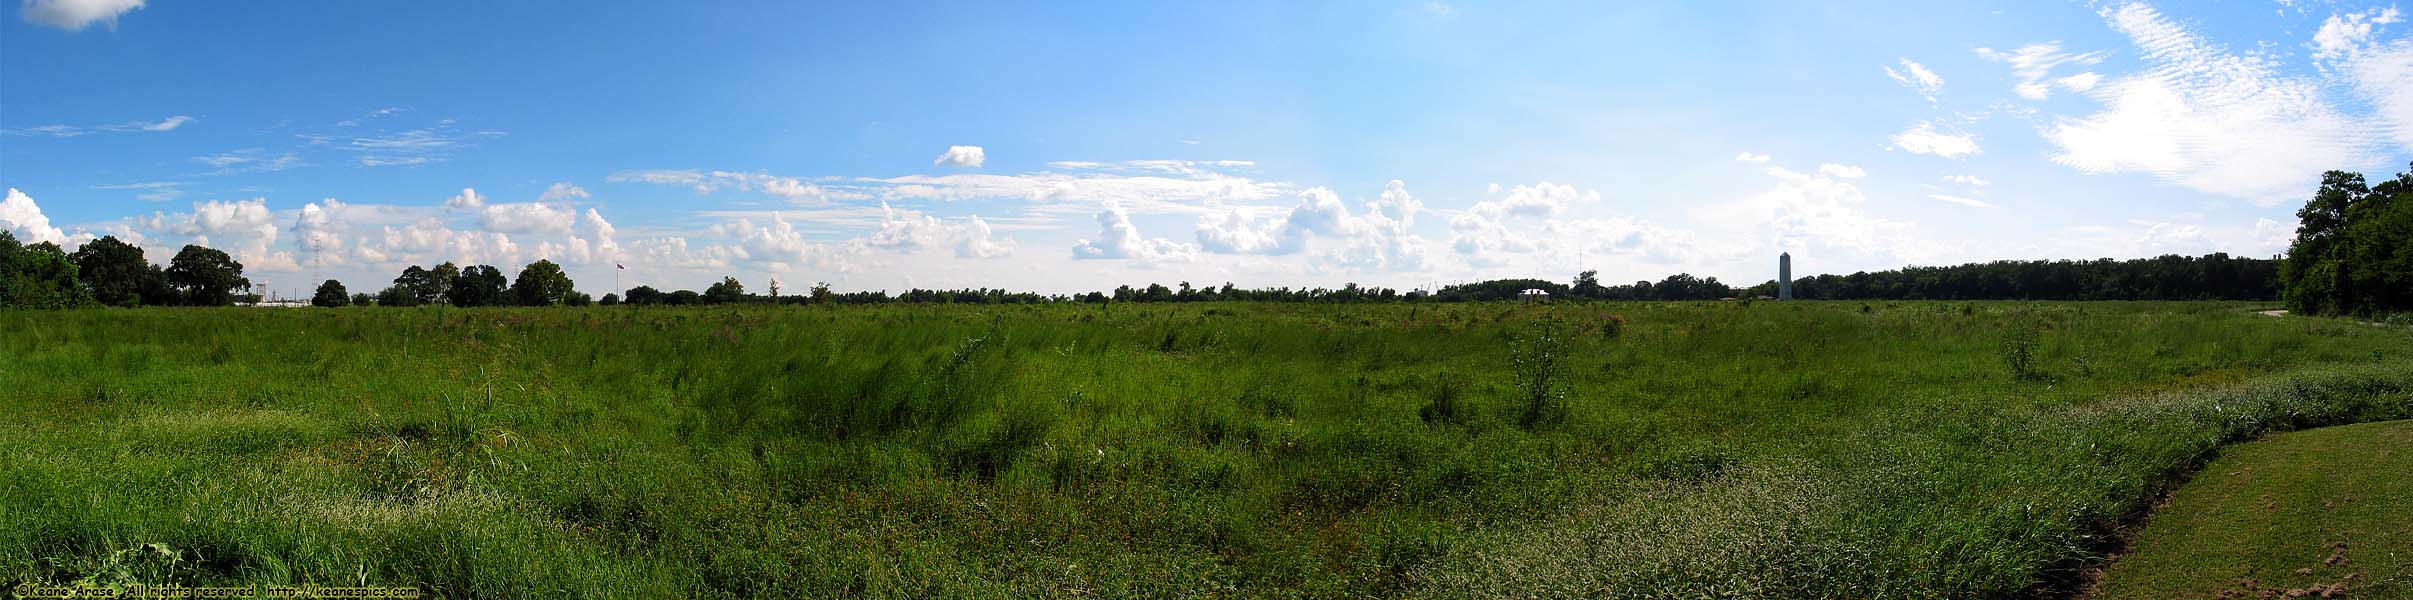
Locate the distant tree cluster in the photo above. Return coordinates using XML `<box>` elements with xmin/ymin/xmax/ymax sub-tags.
<box><xmin>1</xmin><ymin>232</ymin><xmax>251</xmax><ymax>309</ymax></box>
<box><xmin>366</xmin><ymin>260</ymin><xmax>582</xmax><ymax>307</ymax></box>
<box><xmin>2281</xmin><ymin>165</ymin><xmax>2413</xmax><ymax>317</ymax></box>
<box><xmin>1744</xmin><ymin>253</ymin><xmax>2280</xmax><ymax>301</ymax></box>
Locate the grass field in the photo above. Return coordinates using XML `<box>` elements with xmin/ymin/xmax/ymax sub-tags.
<box><xmin>2</xmin><ymin>301</ymin><xmax>2410</xmax><ymax>598</ymax></box>
<box><xmin>2090</xmin><ymin>419</ymin><xmax>2413</xmax><ymax>600</ymax></box>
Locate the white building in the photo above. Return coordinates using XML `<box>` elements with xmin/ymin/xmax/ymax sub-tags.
<box><xmin>1518</xmin><ymin>288</ymin><xmax>1550</xmax><ymax>302</ymax></box>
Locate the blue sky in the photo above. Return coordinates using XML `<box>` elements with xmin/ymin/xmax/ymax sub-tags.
<box><xmin>3</xmin><ymin>0</ymin><xmax>2408</xmax><ymax>296</ymax></box>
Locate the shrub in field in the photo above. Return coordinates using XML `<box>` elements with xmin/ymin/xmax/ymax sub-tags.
<box><xmin>2002</xmin><ymin>319</ymin><xmax>2045</xmax><ymax>381</ymax></box>
<box><xmin>1511</xmin><ymin>319</ymin><xmax>1569</xmax><ymax>430</ymax></box>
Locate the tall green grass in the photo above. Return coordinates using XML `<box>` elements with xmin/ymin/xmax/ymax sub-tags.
<box><xmin>1</xmin><ymin>301</ymin><xmax>2407</xmax><ymax>598</ymax></box>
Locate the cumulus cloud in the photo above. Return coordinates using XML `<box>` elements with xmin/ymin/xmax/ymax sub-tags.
<box><xmin>934</xmin><ymin>145</ymin><xmax>987</xmax><ymax>168</ymax></box>
<box><xmin>1072</xmin><ymin>201</ymin><xmax>1194</xmax><ymax>261</ymax></box>
<box><xmin>539</xmin><ymin>182</ymin><xmax>589</xmax><ymax>203</ymax></box>
<box><xmin>19</xmin><ymin>0</ymin><xmax>144</xmax><ymax>31</ymax></box>
<box><xmin>1</xmin><ymin>188</ymin><xmax>70</xmax><ymax>245</ymax></box>
<box><xmin>868</xmin><ymin>202</ymin><xmax>1016</xmax><ymax>259</ymax></box>
<box><xmin>135</xmin><ymin>198</ymin><xmax>296</xmax><ymax>272</ymax></box>
<box><xmin>1943</xmin><ymin>175</ymin><xmax>1991</xmax><ymax>187</ymax></box>
<box><xmin>1890</xmin><ymin>121</ymin><xmax>1981</xmax><ymax>159</ymax></box>
<box><xmin>442</xmin><ymin>188</ymin><xmax>486</xmax><ymax>210</ymax></box>
<box><xmin>1976</xmin><ymin>41</ymin><xmax>2108</xmax><ymax>100</ymax></box>
<box><xmin>1734</xmin><ymin>152</ymin><xmax>1772</xmax><ymax>163</ymax></box>
<box><xmin>2043</xmin><ymin>2</ymin><xmax>2378</xmax><ymax>205</ymax></box>
<box><xmin>476</xmin><ymin>202</ymin><xmax>575</xmax><ymax>235</ymax></box>
<box><xmin>1193</xmin><ymin>181</ymin><xmax>1427</xmax><ymax>271</ymax></box>
<box><xmin>1884</xmin><ymin>58</ymin><xmax>1945</xmax><ymax>101</ymax></box>
<box><xmin>1437</xmin><ymin>180</ymin><xmax>1715</xmax><ymax>271</ymax></box>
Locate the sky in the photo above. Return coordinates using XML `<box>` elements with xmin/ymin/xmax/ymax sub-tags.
<box><xmin>2</xmin><ymin>0</ymin><xmax>2409</xmax><ymax>297</ymax></box>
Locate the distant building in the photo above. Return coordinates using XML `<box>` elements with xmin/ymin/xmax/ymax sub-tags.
<box><xmin>1778</xmin><ymin>252</ymin><xmax>1793</xmax><ymax>300</ymax></box>
<box><xmin>1519</xmin><ymin>288</ymin><xmax>1550</xmax><ymax>302</ymax></box>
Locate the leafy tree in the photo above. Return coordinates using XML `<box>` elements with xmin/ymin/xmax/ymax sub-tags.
<box><xmin>666</xmin><ymin>289</ymin><xmax>700</xmax><ymax>305</ymax></box>
<box><xmin>809</xmin><ymin>282</ymin><xmax>832</xmax><ymax>304</ymax></box>
<box><xmin>165</xmin><ymin>244</ymin><xmax>249</xmax><ymax>306</ymax></box>
<box><xmin>448</xmin><ymin>265</ymin><xmax>510</xmax><ymax>306</ymax></box>
<box><xmin>0</xmin><ymin>231</ymin><xmax>95</xmax><ymax>309</ymax></box>
<box><xmin>1571</xmin><ymin>269</ymin><xmax>1606</xmax><ymax>299</ymax></box>
<box><xmin>564</xmin><ymin>291</ymin><xmax>594</xmax><ymax>306</ymax></box>
<box><xmin>599</xmin><ymin>292</ymin><xmax>622</xmax><ymax>306</ymax></box>
<box><xmin>510</xmin><ymin>259</ymin><xmax>576</xmax><ymax>306</ymax></box>
<box><xmin>703</xmin><ymin>276</ymin><xmax>746</xmax><ymax>304</ymax></box>
<box><xmin>393</xmin><ymin>266</ymin><xmax>435</xmax><ymax>304</ymax></box>
<box><xmin>69</xmin><ymin>235</ymin><xmax>169</xmax><ymax>306</ymax></box>
<box><xmin>375</xmin><ymin>285</ymin><xmax>417</xmax><ymax>307</ymax></box>
<box><xmin>351</xmin><ymin>292</ymin><xmax>374</xmax><ymax>306</ymax></box>
<box><xmin>624</xmin><ymin>285</ymin><xmax>664</xmax><ymax>305</ymax></box>
<box><xmin>2281</xmin><ymin>164</ymin><xmax>2413</xmax><ymax>316</ymax></box>
<box><xmin>312</xmin><ymin>280</ymin><xmax>349</xmax><ymax>307</ymax></box>
<box><xmin>426</xmin><ymin>262</ymin><xmax>461</xmax><ymax>304</ymax></box>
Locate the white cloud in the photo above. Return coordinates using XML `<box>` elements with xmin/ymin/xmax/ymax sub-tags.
<box><xmin>2313</xmin><ymin>7</ymin><xmax>2399</xmax><ymax>59</ymax></box>
<box><xmin>1689</xmin><ymin>166</ymin><xmax>1952</xmax><ymax>268</ymax></box>
<box><xmin>1943</xmin><ymin>175</ymin><xmax>1991</xmax><ymax>187</ymax></box>
<box><xmin>868</xmin><ymin>202</ymin><xmax>1017</xmax><ymax>259</ymax></box>
<box><xmin>142</xmin><ymin>115</ymin><xmax>192</xmax><ymax>131</ymax></box>
<box><xmin>476</xmin><ymin>202</ymin><xmax>575</xmax><ymax>235</ymax></box>
<box><xmin>1817</xmin><ymin>163</ymin><xmax>1867</xmax><ymax>179</ymax></box>
<box><xmin>604</xmin><ymin>169</ymin><xmax>831</xmax><ymax>202</ymax></box>
<box><xmin>1930</xmin><ymin>194</ymin><xmax>1994</xmax><ymax>208</ymax></box>
<box><xmin>1072</xmin><ymin>201</ymin><xmax>1194</xmax><ymax>262</ymax></box>
<box><xmin>539</xmin><ymin>182</ymin><xmax>590</xmax><ymax>203</ymax></box>
<box><xmin>1448</xmin><ymin>191</ymin><xmax>1707</xmax><ymax>271</ymax></box>
<box><xmin>135</xmin><ymin>198</ymin><xmax>295</xmax><ymax>272</ymax></box>
<box><xmin>190</xmin><ymin>149</ymin><xmax>304</xmax><ymax>176</ymax></box>
<box><xmin>2043</xmin><ymin>2</ymin><xmax>2379</xmax><ymax>205</ymax></box>
<box><xmin>618</xmin><ymin>161</ymin><xmax>1282</xmax><ymax>216</ymax></box>
<box><xmin>1734</xmin><ymin>152</ymin><xmax>1772</xmax><ymax>163</ymax></box>
<box><xmin>1890</xmin><ymin>121</ymin><xmax>1981</xmax><ymax>158</ymax></box>
<box><xmin>7</xmin><ymin>115</ymin><xmax>195</xmax><ymax>137</ymax></box>
<box><xmin>1</xmin><ymin>188</ymin><xmax>70</xmax><ymax>245</ymax></box>
<box><xmin>93</xmin><ymin>181</ymin><xmax>183</xmax><ymax>202</ymax></box>
<box><xmin>2313</xmin><ymin>7</ymin><xmax>2413</xmax><ymax>150</ymax></box>
<box><xmin>443</xmin><ymin>188</ymin><xmax>486</xmax><ymax>210</ymax></box>
<box><xmin>19</xmin><ymin>0</ymin><xmax>143</xmax><ymax>31</ymax></box>
<box><xmin>1424</xmin><ymin>2</ymin><xmax>1457</xmax><ymax>18</ymax></box>
<box><xmin>1193</xmin><ymin>181</ymin><xmax>1427</xmax><ymax>271</ymax></box>
<box><xmin>1976</xmin><ymin>41</ymin><xmax>2108</xmax><ymax>100</ymax></box>
<box><xmin>1884</xmin><ymin>58</ymin><xmax>1945</xmax><ymax>101</ymax></box>
<box><xmin>934</xmin><ymin>145</ymin><xmax>987</xmax><ymax>168</ymax></box>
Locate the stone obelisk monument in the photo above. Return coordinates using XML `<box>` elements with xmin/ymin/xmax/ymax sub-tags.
<box><xmin>1778</xmin><ymin>252</ymin><xmax>1793</xmax><ymax>300</ymax></box>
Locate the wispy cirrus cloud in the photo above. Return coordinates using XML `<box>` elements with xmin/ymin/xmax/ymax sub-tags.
<box><xmin>2041</xmin><ymin>2</ymin><xmax>2384</xmax><ymax>205</ymax></box>
<box><xmin>92</xmin><ymin>181</ymin><xmax>184</xmax><ymax>202</ymax></box>
<box><xmin>301</xmin><ymin>119</ymin><xmax>505</xmax><ymax>167</ymax></box>
<box><xmin>3</xmin><ymin>115</ymin><xmax>192</xmax><ymax>137</ymax></box>
<box><xmin>19</xmin><ymin>0</ymin><xmax>144</xmax><ymax>31</ymax></box>
<box><xmin>190</xmin><ymin>149</ymin><xmax>306</xmax><ymax>176</ymax></box>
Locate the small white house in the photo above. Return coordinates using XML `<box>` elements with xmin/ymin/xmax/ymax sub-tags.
<box><xmin>1518</xmin><ymin>288</ymin><xmax>1550</xmax><ymax>302</ymax></box>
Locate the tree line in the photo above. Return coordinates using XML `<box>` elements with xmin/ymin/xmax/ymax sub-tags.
<box><xmin>9</xmin><ymin>161</ymin><xmax>2405</xmax><ymax>313</ymax></box>
<box><xmin>2279</xmin><ymin>166</ymin><xmax>2413</xmax><ymax>317</ymax></box>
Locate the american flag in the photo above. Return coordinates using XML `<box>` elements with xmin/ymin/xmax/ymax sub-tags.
<box><xmin>615</xmin><ymin>263</ymin><xmax>626</xmax><ymax>270</ymax></box>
